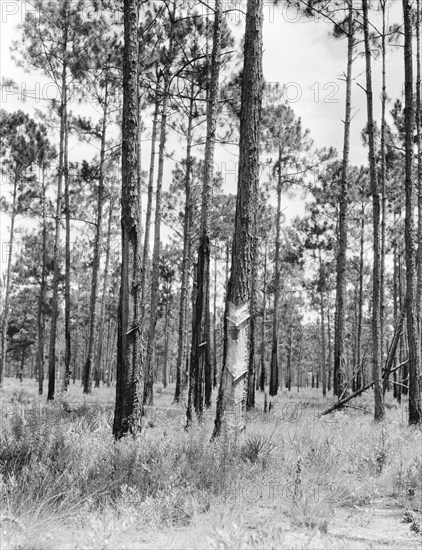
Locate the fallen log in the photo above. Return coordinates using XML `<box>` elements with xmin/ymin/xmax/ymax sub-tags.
<box><xmin>319</xmin><ymin>360</ymin><xmax>409</xmax><ymax>417</ymax></box>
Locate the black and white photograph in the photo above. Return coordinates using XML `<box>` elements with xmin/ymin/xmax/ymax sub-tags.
<box><xmin>0</xmin><ymin>0</ymin><xmax>421</xmax><ymax>548</ymax></box>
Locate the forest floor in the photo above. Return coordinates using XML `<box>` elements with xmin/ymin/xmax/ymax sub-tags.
<box><xmin>1</xmin><ymin>378</ymin><xmax>421</xmax><ymax>550</ymax></box>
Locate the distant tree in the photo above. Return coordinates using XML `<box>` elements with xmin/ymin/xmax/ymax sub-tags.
<box><xmin>0</xmin><ymin>110</ymin><xmax>53</xmax><ymax>386</ymax></box>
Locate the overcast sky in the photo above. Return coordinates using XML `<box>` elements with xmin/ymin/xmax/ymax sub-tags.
<box><xmin>0</xmin><ymin>0</ymin><xmax>407</xmax><ymax>273</ymax></box>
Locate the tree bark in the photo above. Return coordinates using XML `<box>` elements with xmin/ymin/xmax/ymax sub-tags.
<box><xmin>113</xmin><ymin>0</ymin><xmax>143</xmax><ymax>439</ymax></box>
<box><xmin>63</xmin><ymin>117</ymin><xmax>71</xmax><ymax>391</ymax></box>
<box><xmin>259</xmin><ymin>244</ymin><xmax>267</xmax><ymax>392</ymax></box>
<box><xmin>95</xmin><ymin>194</ymin><xmax>114</xmax><ymax>387</ymax></box>
<box><xmin>212</xmin><ymin>0</ymin><xmax>263</xmax><ymax>439</ymax></box>
<box><xmin>36</xmin><ymin>168</ymin><xmax>48</xmax><ymax>395</ymax></box>
<box><xmin>334</xmin><ymin>0</ymin><xmax>353</xmax><ymax>398</ymax></box>
<box><xmin>0</xmin><ymin>174</ymin><xmax>18</xmax><ymax>385</ymax></box>
<box><xmin>175</xmin><ymin>92</ymin><xmax>194</xmax><ymax>406</ymax></box>
<box><xmin>402</xmin><ymin>0</ymin><xmax>422</xmax><ymax>425</ymax></box>
<box><xmin>189</xmin><ymin>0</ymin><xmax>222</xmax><ymax>418</ymax></box>
<box><xmin>47</xmin><ymin>26</ymin><xmax>68</xmax><ymax>401</ymax></box>
<box><xmin>356</xmin><ymin>195</ymin><xmax>365</xmax><ymax>390</ymax></box>
<box><xmin>270</xmin><ymin>156</ymin><xmax>282</xmax><ymax>396</ymax></box>
<box><xmin>83</xmin><ymin>82</ymin><xmax>109</xmax><ymax>393</ymax></box>
<box><xmin>380</xmin><ymin>0</ymin><xmax>387</xmax><ymax>366</ymax></box>
<box><xmin>416</xmin><ymin>0</ymin><xmax>422</xmax><ymax>364</ymax></box>
<box><xmin>140</xmin><ymin>80</ymin><xmax>160</xmax><ymax>327</ymax></box>
<box><xmin>144</xmin><ymin>38</ymin><xmax>173</xmax><ymax>407</ymax></box>
<box><xmin>362</xmin><ymin>0</ymin><xmax>384</xmax><ymax>421</ymax></box>
<box><xmin>319</xmin><ymin>249</ymin><xmax>327</xmax><ymax>396</ymax></box>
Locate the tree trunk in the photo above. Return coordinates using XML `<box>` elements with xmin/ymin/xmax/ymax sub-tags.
<box><xmin>270</xmin><ymin>158</ymin><xmax>282</xmax><ymax>396</ymax></box>
<box><xmin>144</xmin><ymin>42</ymin><xmax>173</xmax><ymax>407</ymax></box>
<box><xmin>163</xmin><ymin>295</ymin><xmax>170</xmax><ymax>389</ymax></box>
<box><xmin>259</xmin><ymin>244</ymin><xmax>267</xmax><ymax>392</ymax></box>
<box><xmin>416</xmin><ymin>0</ymin><xmax>422</xmax><ymax>364</ymax></box>
<box><xmin>113</xmin><ymin>0</ymin><xmax>143</xmax><ymax>439</ymax></box>
<box><xmin>0</xmin><ymin>175</ymin><xmax>18</xmax><ymax>386</ymax></box>
<box><xmin>356</xmin><ymin>196</ymin><xmax>365</xmax><ymax>390</ymax></box>
<box><xmin>63</xmin><ymin>118</ymin><xmax>71</xmax><ymax>391</ymax></box>
<box><xmin>319</xmin><ymin>249</ymin><xmax>327</xmax><ymax>397</ymax></box>
<box><xmin>362</xmin><ymin>0</ymin><xmax>384</xmax><ymax>421</ymax></box>
<box><xmin>212</xmin><ymin>0</ymin><xmax>263</xmax><ymax>439</ymax></box>
<box><xmin>380</xmin><ymin>0</ymin><xmax>387</xmax><ymax>366</ymax></box>
<box><xmin>95</xmin><ymin>195</ymin><xmax>113</xmax><ymax>387</ymax></box>
<box><xmin>47</xmin><ymin>30</ymin><xmax>68</xmax><ymax>401</ymax></box>
<box><xmin>212</xmin><ymin>253</ymin><xmax>218</xmax><ymax>388</ymax></box>
<box><xmin>334</xmin><ymin>0</ymin><xmax>353</xmax><ymax>398</ymax></box>
<box><xmin>140</xmin><ymin>80</ymin><xmax>160</xmax><ymax>326</ymax></box>
<box><xmin>83</xmin><ymin>82</ymin><xmax>109</xmax><ymax>393</ymax></box>
<box><xmin>402</xmin><ymin>0</ymin><xmax>422</xmax><ymax>425</ymax></box>
<box><xmin>36</xmin><ymin>169</ymin><xmax>48</xmax><ymax>395</ymax></box>
<box><xmin>174</xmin><ymin>93</ymin><xmax>194</xmax><ymax>406</ymax></box>
<box><xmin>189</xmin><ymin>0</ymin><xmax>222</xmax><ymax>418</ymax></box>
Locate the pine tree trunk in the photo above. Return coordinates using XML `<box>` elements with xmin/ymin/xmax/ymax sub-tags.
<box><xmin>113</xmin><ymin>0</ymin><xmax>143</xmax><ymax>439</ymax></box>
<box><xmin>0</xmin><ymin>175</ymin><xmax>18</xmax><ymax>385</ymax></box>
<box><xmin>213</xmin><ymin>253</ymin><xmax>218</xmax><ymax>388</ymax></box>
<box><xmin>83</xmin><ymin>83</ymin><xmax>108</xmax><ymax>393</ymax></box>
<box><xmin>363</xmin><ymin>0</ymin><xmax>384</xmax><ymax>420</ymax></box>
<box><xmin>259</xmin><ymin>244</ymin><xmax>267</xmax><ymax>392</ymax></box>
<box><xmin>380</xmin><ymin>0</ymin><xmax>387</xmax><ymax>365</ymax></box>
<box><xmin>212</xmin><ymin>0</ymin><xmax>263</xmax><ymax>439</ymax></box>
<box><xmin>144</xmin><ymin>56</ymin><xmax>172</xmax><ymax>407</ymax></box>
<box><xmin>63</xmin><ymin>120</ymin><xmax>71</xmax><ymax>390</ymax></box>
<box><xmin>140</xmin><ymin>82</ymin><xmax>160</xmax><ymax>326</ymax></box>
<box><xmin>36</xmin><ymin>169</ymin><xmax>48</xmax><ymax>395</ymax></box>
<box><xmin>319</xmin><ymin>249</ymin><xmax>327</xmax><ymax>397</ymax></box>
<box><xmin>416</xmin><ymin>0</ymin><xmax>422</xmax><ymax>357</ymax></box>
<box><xmin>189</xmin><ymin>0</ymin><xmax>222</xmax><ymax>417</ymax></box>
<box><xmin>175</xmin><ymin>95</ymin><xmax>194</xmax><ymax>405</ymax></box>
<box><xmin>47</xmin><ymin>34</ymin><xmax>68</xmax><ymax>401</ymax></box>
<box><xmin>270</xmin><ymin>159</ymin><xmax>282</xmax><ymax>396</ymax></box>
<box><xmin>247</xmin><ymin>229</ymin><xmax>257</xmax><ymax>408</ymax></box>
<box><xmin>402</xmin><ymin>0</ymin><xmax>422</xmax><ymax>425</ymax></box>
<box><xmin>356</xmin><ymin>197</ymin><xmax>365</xmax><ymax>391</ymax></box>
<box><xmin>163</xmin><ymin>295</ymin><xmax>170</xmax><ymax>389</ymax></box>
<box><xmin>95</xmin><ymin>195</ymin><xmax>113</xmax><ymax>387</ymax></box>
<box><xmin>334</xmin><ymin>0</ymin><xmax>353</xmax><ymax>398</ymax></box>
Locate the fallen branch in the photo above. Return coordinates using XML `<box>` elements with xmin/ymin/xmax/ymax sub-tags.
<box><xmin>319</xmin><ymin>360</ymin><xmax>409</xmax><ymax>417</ymax></box>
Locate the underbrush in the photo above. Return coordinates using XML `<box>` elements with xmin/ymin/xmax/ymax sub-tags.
<box><xmin>0</xmin><ymin>384</ymin><xmax>421</xmax><ymax>549</ymax></box>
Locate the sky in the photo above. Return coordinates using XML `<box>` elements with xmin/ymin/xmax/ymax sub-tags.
<box><xmin>0</xmin><ymin>0</ymin><xmax>407</xmax><ymax>278</ymax></box>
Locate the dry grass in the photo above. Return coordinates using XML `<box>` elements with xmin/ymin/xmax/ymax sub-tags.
<box><xmin>0</xmin><ymin>378</ymin><xmax>421</xmax><ymax>549</ymax></box>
